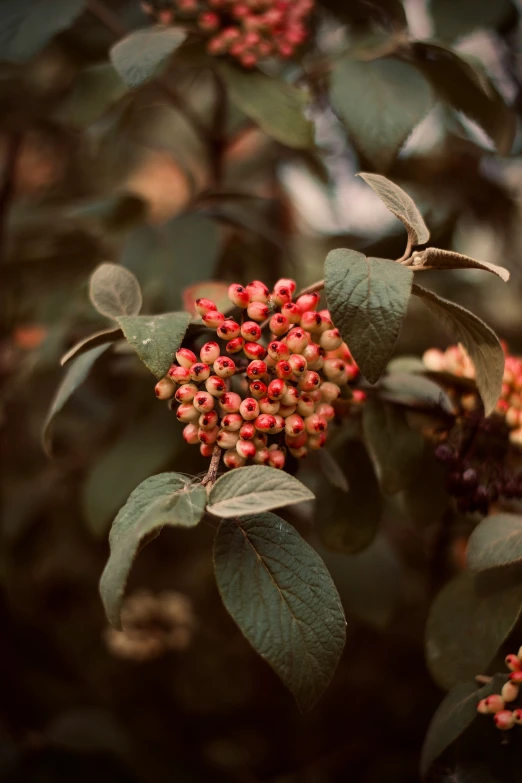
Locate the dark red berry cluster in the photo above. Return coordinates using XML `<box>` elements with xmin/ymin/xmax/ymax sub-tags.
<box><xmin>478</xmin><ymin>650</ymin><xmax>522</xmax><ymax>730</ymax></box>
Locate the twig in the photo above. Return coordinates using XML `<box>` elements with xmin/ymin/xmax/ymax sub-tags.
<box><xmin>0</xmin><ymin>131</ymin><xmax>22</xmax><ymax>265</ymax></box>
<box><xmin>202</xmin><ymin>445</ymin><xmax>222</xmax><ymax>490</ymax></box>
<box><xmin>396</xmin><ymin>236</ymin><xmax>413</xmax><ymax>264</ymax></box>
<box><xmin>476</xmin><ymin>674</ymin><xmax>493</xmax><ymax>685</ymax></box>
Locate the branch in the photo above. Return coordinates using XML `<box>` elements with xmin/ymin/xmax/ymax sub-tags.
<box><xmin>202</xmin><ymin>445</ymin><xmax>222</xmax><ymax>490</ymax></box>
<box><xmin>475</xmin><ymin>674</ymin><xmax>493</xmax><ymax>685</ymax></box>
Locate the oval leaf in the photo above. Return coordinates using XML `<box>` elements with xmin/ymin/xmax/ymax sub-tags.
<box><xmin>379</xmin><ymin>372</ymin><xmax>455</xmax><ymax>414</ymax></box>
<box><xmin>213</xmin><ymin>512</ymin><xmax>346</xmax><ymax>711</ymax></box>
<box><xmin>117</xmin><ymin>311</ymin><xmax>191</xmax><ymax>379</ymax></box>
<box><xmin>325</xmin><ymin>249</ymin><xmax>413</xmax><ymax>384</ymax></box>
<box><xmin>425</xmin><ymin>571</ymin><xmax>522</xmax><ymax>689</ymax></box>
<box><xmin>412</xmin><ymin>284</ymin><xmax>504</xmax><ymax>415</ymax></box>
<box><xmin>421</xmin><ymin>675</ymin><xmax>507</xmax><ymax>777</ymax></box>
<box><xmin>60</xmin><ymin>328</ymin><xmax>123</xmax><ymax>366</ymax></box>
<box><xmin>89</xmin><ymin>263</ymin><xmax>142</xmax><ymax>320</ymax></box>
<box><xmin>411</xmin><ymin>247</ymin><xmax>509</xmax><ymax>282</ymax></box>
<box><xmin>0</xmin><ymin>0</ymin><xmax>85</xmax><ymax>62</ymax></box>
<box><xmin>42</xmin><ymin>343</ymin><xmax>109</xmax><ymax>454</ymax></box>
<box><xmin>207</xmin><ymin>465</ymin><xmax>314</xmax><ymax>518</ymax></box>
<box><xmin>110</xmin><ymin>26</ymin><xmax>186</xmax><ymax>88</ymax></box>
<box><xmin>219</xmin><ymin>63</ymin><xmax>314</xmax><ymax>149</ymax></box>
<box><xmin>330</xmin><ymin>56</ymin><xmax>433</xmax><ymax>171</ymax></box>
<box><xmin>357</xmin><ymin>172</ymin><xmax>430</xmax><ymax>247</ymax></box>
<box><xmin>100</xmin><ymin>473</ymin><xmax>206</xmax><ymax>628</ymax></box>
<box><xmin>467</xmin><ymin>514</ymin><xmax>522</xmax><ymax>573</ymax></box>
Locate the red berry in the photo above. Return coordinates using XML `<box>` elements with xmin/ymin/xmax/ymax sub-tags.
<box><xmin>506</xmin><ymin>654</ymin><xmax>522</xmax><ymax>672</ymax></box>
<box><xmin>286</xmin><ymin>327</ymin><xmax>308</xmax><ymax>354</ymax></box>
<box><xmin>494</xmin><ymin>710</ymin><xmax>515</xmax><ymax>730</ymax></box>
<box><xmin>259</xmin><ymin>396</ymin><xmax>280</xmax><ymax>414</ymax></box>
<box><xmin>155</xmin><ymin>377</ymin><xmax>176</xmax><ymax>400</ymax></box>
<box><xmin>269</xmin><ymin>313</ymin><xmax>290</xmax><ymax>336</ymax></box>
<box><xmin>189</xmin><ymin>362</ymin><xmax>211</xmax><ymax>382</ymax></box>
<box><xmin>217</xmin><ymin>429</ymin><xmax>240</xmax><ymax>449</ymax></box>
<box><xmin>299</xmin><ymin>370</ymin><xmax>321</xmax><ymax>391</ymax></box>
<box><xmin>288</xmin><ymin>353</ymin><xmax>307</xmax><ymax>375</ymax></box>
<box><xmin>198</xmin><ymin>426</ymin><xmax>219</xmax><ymax>445</ymax></box>
<box><xmin>285</xmin><ymin>431</ymin><xmax>308</xmax><ymax>448</ymax></box>
<box><xmin>249</xmin><ymin>380</ymin><xmax>267</xmax><ymax>398</ymax></box>
<box><xmin>308</xmin><ymin>432</ymin><xmax>327</xmax><ymax>450</ymax></box>
<box><xmin>305</xmin><ymin>413</ymin><xmax>327</xmax><ymax>433</ymax></box>
<box><xmin>247</xmin><ymin>301</ymin><xmax>269</xmax><ymax>322</ymax></box>
<box><xmin>247</xmin><ymin>360</ymin><xmax>267</xmax><ymax>379</ymax></box>
<box><xmin>183</xmin><ymin>423</ymin><xmax>200</xmax><ymax>444</ymax></box>
<box><xmin>176</xmin><ymin>403</ymin><xmax>200</xmax><ymax>422</ymax></box>
<box><xmin>223</xmin><ymin>449</ymin><xmax>246</xmax><ymax>468</ymax></box>
<box><xmin>193</xmin><ymin>391</ymin><xmax>215</xmax><ymax>413</ymax></box>
<box><xmin>267</xmin><ymin>340</ymin><xmax>290</xmax><ymax>360</ymax></box>
<box><xmin>269</xmin><ymin>415</ymin><xmax>285</xmax><ymax>434</ymax></box>
<box><xmin>239</xmin><ymin>422</ymin><xmax>256</xmax><ymax>439</ymax></box>
<box><xmin>267</xmin><ymin>378</ymin><xmax>286</xmax><ymax>400</ymax></box>
<box><xmin>214</xmin><ymin>356</ymin><xmax>236</xmax><ymax>378</ymax></box>
<box><xmin>246</xmin><ymin>280</ymin><xmax>269</xmax><ymax>303</ymax></box>
<box><xmin>219</xmin><ymin>392</ymin><xmax>242</xmax><ymax>413</ymax></box>
<box><xmin>295</xmin><ymin>292</ymin><xmax>319</xmax><ymax>313</ymax></box>
<box><xmin>281</xmin><ymin>385</ymin><xmax>300</xmax><ymax>405</ymax></box>
<box><xmin>168</xmin><ymin>365</ymin><xmax>191</xmax><ymax>383</ymax></box>
<box><xmin>268</xmin><ymin>448</ymin><xmax>285</xmax><ymax>469</ymax></box>
<box><xmin>200</xmin><ymin>443</ymin><xmax>214</xmax><ymax>458</ymax></box>
<box><xmin>284</xmin><ymin>413</ymin><xmax>305</xmax><ymax>435</ymax></box>
<box><xmin>199</xmin><ymin>11</ymin><xmax>220</xmax><ymax>30</ymax></box>
<box><xmin>200</xmin><ymin>341</ymin><xmax>221</xmax><ymax>364</ymax></box>
<box><xmin>275</xmin><ymin>360</ymin><xmax>293</xmax><ymax>380</ymax></box>
<box><xmin>195</xmin><ymin>297</ymin><xmax>216</xmax><ymax>315</ymax></box>
<box><xmin>217</xmin><ymin>319</ymin><xmax>241</xmax><ymax>340</ymax></box>
<box><xmin>239</xmin><ymin>397</ymin><xmax>260</xmax><ymax>420</ymax></box>
<box><xmin>205</xmin><ymin>375</ymin><xmax>227</xmax><ymax>397</ymax></box>
<box><xmin>199</xmin><ymin>410</ymin><xmax>219</xmax><ymax>430</ymax></box>
<box><xmin>244</xmin><ymin>342</ymin><xmax>267</xmax><ymax>360</ymax></box>
<box><xmin>221</xmin><ymin>413</ymin><xmax>243</xmax><ymax>431</ymax></box>
<box><xmin>228</xmin><ymin>283</ymin><xmax>250</xmax><ymax>308</ymax></box>
<box><xmin>281</xmin><ymin>302</ymin><xmax>301</xmax><ymax>323</ymax></box>
<box><xmin>255</xmin><ymin>414</ymin><xmax>276</xmax><ymax>432</ymax></box>
<box><xmin>237</xmin><ymin>439</ymin><xmax>256</xmax><ymax>459</ymax></box>
<box><xmin>203</xmin><ymin>310</ymin><xmax>226</xmax><ymax>328</ymax></box>
<box><xmin>226</xmin><ymin>336</ymin><xmax>246</xmax><ymax>353</ymax></box>
<box><xmin>241</xmin><ymin>321</ymin><xmax>262</xmax><ymax>341</ymax></box>
<box><xmin>176</xmin><ymin>348</ymin><xmax>197</xmax><ymax>368</ymax></box>
<box><xmin>175</xmin><ymin>382</ymin><xmax>198</xmax><ymax>403</ymax></box>
<box><xmin>271</xmin><ymin>286</ymin><xmax>293</xmax><ymax>306</ymax></box>
<box><xmin>253</xmin><ymin>446</ymin><xmax>271</xmax><ymax>464</ymax></box>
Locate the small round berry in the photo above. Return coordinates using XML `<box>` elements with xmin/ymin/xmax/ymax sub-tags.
<box><xmin>267</xmin><ymin>378</ymin><xmax>287</xmax><ymax>400</ymax></box>
<box><xmin>268</xmin><ymin>449</ymin><xmax>285</xmax><ymax>469</ymax></box>
<box><xmin>246</xmin><ymin>280</ymin><xmax>269</xmax><ymax>303</ymax></box>
<box><xmin>253</xmin><ymin>446</ymin><xmax>271</xmax><ymax>465</ymax></box>
<box><xmin>295</xmin><ymin>292</ymin><xmax>319</xmax><ymax>313</ymax></box>
<box><xmin>271</xmin><ymin>286</ymin><xmax>293</xmax><ymax>306</ymax></box>
<box><xmin>217</xmin><ymin>319</ymin><xmax>241</xmax><ymax>340</ymax></box>
<box><xmin>199</xmin><ymin>410</ymin><xmax>219</xmax><ymax>430</ymax></box>
<box><xmin>176</xmin><ymin>403</ymin><xmax>200</xmax><ymax>422</ymax></box>
<box><xmin>274</xmin><ymin>278</ymin><xmax>297</xmax><ymax>295</ymax></box>
<box><xmin>502</xmin><ymin>682</ymin><xmax>519</xmax><ymax>703</ymax></box>
<box><xmin>305</xmin><ymin>413</ymin><xmax>327</xmax><ymax>433</ymax></box>
<box><xmin>239</xmin><ymin>422</ymin><xmax>256</xmax><ymax>440</ymax></box>
<box><xmin>303</xmin><ymin>343</ymin><xmax>324</xmax><ymax>369</ymax></box>
<box><xmin>244</xmin><ymin>342</ymin><xmax>267</xmax><ymax>360</ymax></box>
<box><xmin>513</xmin><ymin>709</ymin><xmax>522</xmax><ymax>724</ymax></box>
<box><xmin>510</xmin><ymin>671</ymin><xmax>522</xmax><ymax>683</ymax></box>
<box><xmin>259</xmin><ymin>396</ymin><xmax>280</xmax><ymax>415</ymax></box>
<box><xmin>299</xmin><ymin>371</ymin><xmax>321</xmax><ymax>392</ymax></box>
<box><xmin>308</xmin><ymin>432</ymin><xmax>327</xmax><ymax>450</ymax></box>
<box><xmin>193</xmin><ymin>391</ymin><xmax>215</xmax><ymax>413</ymax></box>
<box><xmin>224</xmin><ymin>449</ymin><xmax>246</xmax><ymax>469</ymax></box>
<box><xmin>285</xmin><ymin>414</ymin><xmax>305</xmax><ymax>436</ymax></box>
<box><xmin>176</xmin><ymin>348</ymin><xmax>198</xmax><ymax>368</ymax></box>
<box><xmin>323</xmin><ymin>358</ymin><xmax>347</xmax><ymax>383</ymax></box>
<box><xmin>317</xmin><ymin>314</ymin><xmax>334</xmax><ymax>333</ymax></box>
<box><xmin>281</xmin><ymin>302</ymin><xmax>301</xmax><ymax>323</ymax></box>
<box><xmin>226</xmin><ymin>336</ymin><xmax>245</xmax><ymax>353</ymax></box>
<box><xmin>183</xmin><ymin>423</ymin><xmax>200</xmax><ymax>445</ymax></box>
<box><xmin>217</xmin><ymin>429</ymin><xmax>240</xmax><ymax>449</ymax></box>
<box><xmin>237</xmin><ymin>439</ymin><xmax>256</xmax><ymax>459</ymax></box>
<box><xmin>301</xmin><ymin>311</ymin><xmax>323</xmax><ymax>333</ymax></box>
<box><xmin>205</xmin><ymin>375</ymin><xmax>227</xmax><ymax>397</ymax></box>
<box><xmin>289</xmin><ymin>446</ymin><xmax>308</xmax><ymax>459</ymax></box>
<box><xmin>175</xmin><ymin>382</ymin><xmax>198</xmax><ymax>403</ymax></box>
<box><xmin>168</xmin><ymin>364</ymin><xmax>190</xmax><ymax>384</ymax></box>
<box><xmin>241</xmin><ymin>321</ymin><xmax>262</xmax><ymax>342</ymax></box>
<box><xmin>247</xmin><ymin>301</ymin><xmax>270</xmax><ymax>322</ymax></box>
<box><xmin>221</xmin><ymin>413</ymin><xmax>243</xmax><ymax>431</ymax></box>
<box><xmin>285</xmin><ymin>431</ymin><xmax>308</xmax><ymax>449</ymax></box>
<box><xmin>296</xmin><ymin>394</ymin><xmax>315</xmax><ymax>417</ymax></box>
<box><xmin>275</xmin><ymin>360</ymin><xmax>293</xmax><ymax>380</ymax></box>
<box><xmin>320</xmin><ymin>329</ymin><xmax>343</xmax><ymax>351</ymax></box>
<box><xmin>352</xmin><ymin>390</ymin><xmax>367</xmax><ymax>404</ymax></box>
<box><xmin>189</xmin><ymin>362</ymin><xmax>211</xmax><ymax>382</ymax></box>
<box><xmin>219</xmin><ymin>392</ymin><xmax>242</xmax><ymax>413</ymax></box>
<box><xmin>288</xmin><ymin>353</ymin><xmax>307</xmax><ymax>375</ymax></box>
<box><xmin>281</xmin><ymin>386</ymin><xmax>300</xmax><ymax>406</ymax></box>
<box><xmin>155</xmin><ymin>377</ymin><xmax>176</xmax><ymax>400</ymax></box>
<box><xmin>269</xmin><ymin>415</ymin><xmax>285</xmax><ymax>434</ymax></box>
<box><xmin>279</xmin><ymin>404</ymin><xmax>297</xmax><ymax>418</ymax></box>
<box><xmin>239</xmin><ymin>397</ymin><xmax>260</xmax><ymax>421</ymax></box>
<box><xmin>462</xmin><ymin>468</ymin><xmax>478</xmax><ymax>489</ymax></box>
<box><xmin>198</xmin><ymin>426</ymin><xmax>219</xmax><ymax>445</ymax></box>
<box><xmin>315</xmin><ymin>402</ymin><xmax>335</xmax><ymax>420</ymax></box>
<box><xmin>270</xmin><ymin>313</ymin><xmax>290</xmax><ymax>336</ymax></box>
<box><xmin>255</xmin><ymin>414</ymin><xmax>276</xmax><ymax>432</ymax></box>
<box><xmin>286</xmin><ymin>327</ymin><xmax>308</xmax><ymax>354</ymax></box>
<box><xmin>494</xmin><ymin>710</ymin><xmax>515</xmax><ymax>730</ymax></box>
<box><xmin>268</xmin><ymin>340</ymin><xmax>290</xmax><ymax>361</ymax></box>
<box><xmin>200</xmin><ymin>443</ymin><xmax>214</xmax><ymax>458</ymax></box>
<box><xmin>320</xmin><ymin>382</ymin><xmax>341</xmax><ymax>403</ymax></box>
<box><xmin>195</xmin><ymin>297</ymin><xmax>216</xmax><ymax>316</ymax></box>
<box><xmin>198</xmin><ymin>10</ymin><xmax>220</xmax><ymax>29</ymax></box>
<box><xmin>200</xmin><ymin>341</ymin><xmax>221</xmax><ymax>364</ymax></box>
<box><xmin>228</xmin><ymin>283</ymin><xmax>250</xmax><ymax>308</ymax></box>
<box><xmin>214</xmin><ymin>356</ymin><xmax>236</xmax><ymax>378</ymax></box>
<box><xmin>203</xmin><ymin>310</ymin><xmax>225</xmax><ymax>328</ymax></box>
<box><xmin>247</xmin><ymin>360</ymin><xmax>267</xmax><ymax>379</ymax></box>
<box><xmin>249</xmin><ymin>380</ymin><xmax>267</xmax><ymax>399</ymax></box>
<box><xmin>253</xmin><ymin>432</ymin><xmax>268</xmax><ymax>448</ymax></box>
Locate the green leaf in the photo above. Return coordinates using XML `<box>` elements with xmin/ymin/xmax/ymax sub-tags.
<box><xmin>421</xmin><ymin>675</ymin><xmax>507</xmax><ymax>777</ymax></box>
<box><xmin>429</xmin><ymin>0</ymin><xmax>515</xmax><ymax>42</ymax></box>
<box><xmin>89</xmin><ymin>263</ymin><xmax>142</xmax><ymax>320</ymax></box>
<box><xmin>325</xmin><ymin>249</ymin><xmax>413</xmax><ymax>384</ymax></box>
<box><xmin>207</xmin><ymin>466</ymin><xmax>314</xmax><ymax>518</ymax></box>
<box><xmin>412</xmin><ymin>284</ymin><xmax>504</xmax><ymax>416</ymax></box>
<box><xmin>411</xmin><ymin>247</ymin><xmax>510</xmax><ymax>282</ymax></box>
<box><xmin>219</xmin><ymin>64</ymin><xmax>314</xmax><ymax>149</ymax></box>
<box><xmin>100</xmin><ymin>473</ymin><xmax>206</xmax><ymax>628</ymax></box>
<box><xmin>0</xmin><ymin>0</ymin><xmax>85</xmax><ymax>62</ymax></box>
<box><xmin>413</xmin><ymin>42</ymin><xmax>515</xmax><ymax>156</ymax></box>
<box><xmin>425</xmin><ymin>571</ymin><xmax>522</xmax><ymax>689</ymax></box>
<box><xmin>62</xmin><ymin>63</ymin><xmax>128</xmax><ymax>127</ymax></box>
<box><xmin>117</xmin><ymin>311</ymin><xmax>191</xmax><ymax>379</ymax></box>
<box><xmin>317</xmin><ymin>449</ymin><xmax>349</xmax><ymax>493</ymax></box>
<box><xmin>467</xmin><ymin>515</ymin><xmax>522</xmax><ymax>573</ymax></box>
<box><xmin>110</xmin><ymin>26</ymin><xmax>187</xmax><ymax>88</ymax></box>
<box><xmin>379</xmin><ymin>372</ymin><xmax>455</xmax><ymax>414</ymax></box>
<box><xmin>213</xmin><ymin>512</ymin><xmax>346</xmax><ymax>711</ymax></box>
<box><xmin>363</xmin><ymin>400</ymin><xmax>424</xmax><ymax>494</ymax></box>
<box><xmin>357</xmin><ymin>172</ymin><xmax>430</xmax><ymax>247</ymax></box>
<box><xmin>42</xmin><ymin>343</ymin><xmax>109</xmax><ymax>454</ymax></box>
<box><xmin>60</xmin><ymin>328</ymin><xmax>123</xmax><ymax>366</ymax></box>
<box><xmin>330</xmin><ymin>56</ymin><xmax>433</xmax><ymax>171</ymax></box>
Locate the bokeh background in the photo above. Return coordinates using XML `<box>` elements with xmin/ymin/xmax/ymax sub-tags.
<box><xmin>2</xmin><ymin>0</ymin><xmax>522</xmax><ymax>780</ymax></box>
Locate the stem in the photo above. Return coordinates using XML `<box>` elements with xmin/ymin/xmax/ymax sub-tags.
<box><xmin>202</xmin><ymin>445</ymin><xmax>222</xmax><ymax>490</ymax></box>
<box><xmin>476</xmin><ymin>675</ymin><xmax>493</xmax><ymax>685</ymax></box>
<box><xmin>396</xmin><ymin>236</ymin><xmax>413</xmax><ymax>264</ymax></box>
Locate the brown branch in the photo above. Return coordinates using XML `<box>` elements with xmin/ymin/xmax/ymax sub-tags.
<box><xmin>475</xmin><ymin>674</ymin><xmax>493</xmax><ymax>685</ymax></box>
<box><xmin>202</xmin><ymin>445</ymin><xmax>222</xmax><ymax>490</ymax></box>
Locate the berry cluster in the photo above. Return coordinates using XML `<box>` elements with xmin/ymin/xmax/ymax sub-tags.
<box><xmin>155</xmin><ymin>278</ymin><xmax>358</xmax><ymax>471</ymax></box>
<box><xmin>141</xmin><ymin>0</ymin><xmax>314</xmax><ymax>68</ymax></box>
<box><xmin>424</xmin><ymin>344</ymin><xmax>522</xmax><ymax>446</ymax></box>
<box><xmin>477</xmin><ymin>650</ymin><xmax>522</xmax><ymax>730</ymax></box>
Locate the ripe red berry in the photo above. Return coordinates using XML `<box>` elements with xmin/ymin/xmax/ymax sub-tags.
<box><xmin>199</xmin><ymin>410</ymin><xmax>219</xmax><ymax>430</ymax></box>
<box><xmin>239</xmin><ymin>397</ymin><xmax>260</xmax><ymax>420</ymax></box>
<box><xmin>510</xmin><ymin>671</ymin><xmax>522</xmax><ymax>683</ymax></box>
<box><xmin>246</xmin><ymin>360</ymin><xmax>267</xmax><ymax>379</ymax></box>
<box><xmin>249</xmin><ymin>380</ymin><xmax>267</xmax><ymax>399</ymax></box>
<box><xmin>269</xmin><ymin>313</ymin><xmax>290</xmax><ymax>335</ymax></box>
<box><xmin>183</xmin><ymin>423</ymin><xmax>200</xmax><ymax>445</ymax></box>
<box><xmin>316</xmin><ymin>402</ymin><xmax>335</xmax><ymax>420</ymax></box>
<box><xmin>195</xmin><ymin>297</ymin><xmax>216</xmax><ymax>316</ymax></box>
<box><xmin>205</xmin><ymin>375</ymin><xmax>227</xmax><ymax>397</ymax></box>
<box><xmin>267</xmin><ymin>378</ymin><xmax>286</xmax><ymax>400</ymax></box>
<box><xmin>244</xmin><ymin>342</ymin><xmax>267</xmax><ymax>360</ymax></box>
<box><xmin>168</xmin><ymin>365</ymin><xmax>191</xmax><ymax>383</ymax></box>
<box><xmin>284</xmin><ymin>414</ymin><xmax>305</xmax><ymax>435</ymax></box>
<box><xmin>506</xmin><ymin>654</ymin><xmax>522</xmax><ymax>672</ymax></box>
<box><xmin>226</xmin><ymin>336</ymin><xmax>245</xmax><ymax>353</ymax></box>
<box><xmin>219</xmin><ymin>392</ymin><xmax>242</xmax><ymax>413</ymax></box>
<box><xmin>214</xmin><ymin>356</ymin><xmax>236</xmax><ymax>378</ymax></box>
<box><xmin>246</xmin><ymin>280</ymin><xmax>269</xmax><ymax>303</ymax></box>
<box><xmin>175</xmin><ymin>382</ymin><xmax>198</xmax><ymax>403</ymax></box>
<box><xmin>189</xmin><ymin>362</ymin><xmax>211</xmax><ymax>382</ymax></box>
<box><xmin>274</xmin><ymin>278</ymin><xmax>296</xmax><ymax>295</ymax></box>
<box><xmin>286</xmin><ymin>327</ymin><xmax>308</xmax><ymax>354</ymax></box>
<box><xmin>193</xmin><ymin>391</ymin><xmax>215</xmax><ymax>413</ymax></box>
<box><xmin>176</xmin><ymin>348</ymin><xmax>198</xmax><ymax>368</ymax></box>
<box><xmin>228</xmin><ymin>283</ymin><xmax>250</xmax><ymax>308</ymax></box>
<box><xmin>203</xmin><ymin>310</ymin><xmax>225</xmax><ymax>328</ymax></box>
<box><xmin>224</xmin><ymin>449</ymin><xmax>246</xmax><ymax>468</ymax></box>
<box><xmin>198</xmin><ymin>426</ymin><xmax>219</xmax><ymax>445</ymax></box>
<box><xmin>301</xmin><ymin>311</ymin><xmax>323</xmax><ymax>332</ymax></box>
<box><xmin>200</xmin><ymin>443</ymin><xmax>214</xmax><ymax>458</ymax></box>
<box><xmin>285</xmin><ymin>431</ymin><xmax>308</xmax><ymax>449</ymax></box>
<box><xmin>155</xmin><ymin>377</ymin><xmax>176</xmax><ymax>400</ymax></box>
<box><xmin>268</xmin><ymin>448</ymin><xmax>285</xmax><ymax>469</ymax></box>
<box><xmin>200</xmin><ymin>341</ymin><xmax>221</xmax><ymax>364</ymax></box>
<box><xmin>308</xmin><ymin>432</ymin><xmax>327</xmax><ymax>450</ymax></box>
<box><xmin>295</xmin><ymin>292</ymin><xmax>319</xmax><ymax>313</ymax></box>
<box><xmin>303</xmin><ymin>343</ymin><xmax>324</xmax><ymax>369</ymax></box>
<box><xmin>239</xmin><ymin>422</ymin><xmax>256</xmax><ymax>439</ymax></box>
<box><xmin>281</xmin><ymin>302</ymin><xmax>301</xmax><ymax>323</ymax></box>
<box><xmin>271</xmin><ymin>286</ymin><xmax>293</xmax><ymax>306</ymax></box>
<box><xmin>494</xmin><ymin>710</ymin><xmax>515</xmax><ymax>730</ymax></box>
<box><xmin>237</xmin><ymin>439</ymin><xmax>256</xmax><ymax>459</ymax></box>
<box><xmin>247</xmin><ymin>301</ymin><xmax>269</xmax><ymax>321</ymax></box>
<box><xmin>299</xmin><ymin>370</ymin><xmax>321</xmax><ymax>391</ymax></box>
<box><xmin>259</xmin><ymin>396</ymin><xmax>280</xmax><ymax>414</ymax></box>
<box><xmin>255</xmin><ymin>414</ymin><xmax>276</xmax><ymax>432</ymax></box>
<box><xmin>217</xmin><ymin>319</ymin><xmax>241</xmax><ymax>339</ymax></box>
<box><xmin>221</xmin><ymin>413</ymin><xmax>243</xmax><ymax>431</ymax></box>
<box><xmin>270</xmin><ymin>415</ymin><xmax>285</xmax><ymax>434</ymax></box>
<box><xmin>241</xmin><ymin>321</ymin><xmax>262</xmax><ymax>341</ymax></box>
<box><xmin>288</xmin><ymin>353</ymin><xmax>307</xmax><ymax>375</ymax></box>
<box><xmin>305</xmin><ymin>413</ymin><xmax>327</xmax><ymax>433</ymax></box>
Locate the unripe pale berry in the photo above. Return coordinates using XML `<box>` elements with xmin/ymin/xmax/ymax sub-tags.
<box><xmin>183</xmin><ymin>423</ymin><xmax>200</xmax><ymax>445</ymax></box>
<box><xmin>270</xmin><ymin>415</ymin><xmax>285</xmax><ymax>434</ymax></box>
<box><xmin>226</xmin><ymin>337</ymin><xmax>245</xmax><ymax>353</ymax></box>
<box><xmin>502</xmin><ymin>682</ymin><xmax>519</xmax><ymax>703</ymax></box>
<box><xmin>193</xmin><ymin>391</ymin><xmax>215</xmax><ymax>413</ymax></box>
<box><xmin>221</xmin><ymin>412</ymin><xmax>243</xmax><ymax>431</ymax></box>
<box><xmin>176</xmin><ymin>348</ymin><xmax>198</xmax><ymax>368</ymax></box>
<box><xmin>239</xmin><ymin>397</ymin><xmax>260</xmax><ymax>420</ymax></box>
<box><xmin>316</xmin><ymin>315</ymin><xmax>334</xmax><ymax>334</ymax></box>
<box><xmin>308</xmin><ymin>432</ymin><xmax>327</xmax><ymax>449</ymax></box>
<box><xmin>199</xmin><ymin>410</ymin><xmax>219</xmax><ymax>430</ymax></box>
<box><xmin>295</xmin><ymin>292</ymin><xmax>319</xmax><ymax>313</ymax></box>
<box><xmin>281</xmin><ymin>385</ymin><xmax>300</xmax><ymax>406</ymax></box>
<box><xmin>200</xmin><ymin>341</ymin><xmax>221</xmax><ymax>364</ymax></box>
<box><xmin>267</xmin><ymin>378</ymin><xmax>287</xmax><ymax>400</ymax></box>
<box><xmin>494</xmin><ymin>710</ymin><xmax>515</xmax><ymax>730</ymax></box>
<box><xmin>281</xmin><ymin>302</ymin><xmax>301</xmax><ymax>323</ymax></box>
<box><xmin>320</xmin><ymin>329</ymin><xmax>343</xmax><ymax>351</ymax></box>
<box><xmin>301</xmin><ymin>311</ymin><xmax>323</xmax><ymax>332</ymax></box>
<box><xmin>268</xmin><ymin>340</ymin><xmax>290</xmax><ymax>360</ymax></box>
<box><xmin>224</xmin><ymin>449</ymin><xmax>246</xmax><ymax>469</ymax></box>
<box><xmin>247</xmin><ymin>360</ymin><xmax>267</xmax><ymax>379</ymax></box>
<box><xmin>189</xmin><ymin>362</ymin><xmax>211</xmax><ymax>382</ymax></box>
<box><xmin>268</xmin><ymin>449</ymin><xmax>285</xmax><ymax>469</ymax></box>
<box><xmin>244</xmin><ymin>342</ymin><xmax>267</xmax><ymax>360</ymax></box>
<box><xmin>303</xmin><ymin>343</ymin><xmax>324</xmax><ymax>369</ymax></box>
<box><xmin>253</xmin><ymin>446</ymin><xmax>271</xmax><ymax>464</ymax></box>
<box><xmin>155</xmin><ymin>377</ymin><xmax>176</xmax><ymax>400</ymax></box>
<box><xmin>299</xmin><ymin>370</ymin><xmax>321</xmax><ymax>392</ymax></box>
<box><xmin>275</xmin><ymin>360</ymin><xmax>293</xmax><ymax>380</ymax></box>
<box><xmin>506</xmin><ymin>654</ymin><xmax>522</xmax><ymax>672</ymax></box>
<box><xmin>205</xmin><ymin>375</ymin><xmax>226</xmax><ymax>397</ymax></box>
<box><xmin>177</xmin><ymin>403</ymin><xmax>200</xmax><ymax>422</ymax></box>
<box><xmin>200</xmin><ymin>443</ymin><xmax>214</xmax><ymax>458</ymax></box>
<box><xmin>315</xmin><ymin>402</ymin><xmax>335</xmax><ymax>420</ymax></box>
<box><xmin>198</xmin><ymin>426</ymin><xmax>219</xmax><ymax>445</ymax></box>
<box><xmin>285</xmin><ymin>414</ymin><xmax>305</xmax><ymax>435</ymax></box>
<box><xmin>320</xmin><ymin>382</ymin><xmax>341</xmax><ymax>403</ymax></box>
<box><xmin>217</xmin><ymin>429</ymin><xmax>240</xmax><ymax>449</ymax></box>
<box><xmin>247</xmin><ymin>301</ymin><xmax>269</xmax><ymax>321</ymax></box>
<box><xmin>286</xmin><ymin>327</ymin><xmax>308</xmax><ymax>354</ymax></box>
<box><xmin>237</xmin><ymin>439</ymin><xmax>256</xmax><ymax>459</ymax></box>
<box><xmin>214</xmin><ymin>356</ymin><xmax>236</xmax><ymax>378</ymax></box>
<box><xmin>288</xmin><ymin>353</ymin><xmax>307</xmax><ymax>375</ymax></box>
<box><xmin>239</xmin><ymin>422</ymin><xmax>256</xmax><ymax>439</ymax></box>
<box><xmin>246</xmin><ymin>280</ymin><xmax>269</xmax><ymax>303</ymax></box>
<box><xmin>217</xmin><ymin>319</ymin><xmax>241</xmax><ymax>340</ymax></box>
<box><xmin>255</xmin><ymin>414</ymin><xmax>276</xmax><ymax>432</ymax></box>
<box><xmin>249</xmin><ymin>380</ymin><xmax>267</xmax><ymax>399</ymax></box>
<box><xmin>203</xmin><ymin>310</ymin><xmax>226</xmax><ymax>328</ymax></box>
<box><xmin>482</xmin><ymin>695</ymin><xmax>505</xmax><ymax>713</ymax></box>
<box><xmin>195</xmin><ymin>297</ymin><xmax>216</xmax><ymax>315</ymax></box>
<box><xmin>279</xmin><ymin>404</ymin><xmax>297</xmax><ymax>417</ymax></box>
<box><xmin>253</xmin><ymin>432</ymin><xmax>268</xmax><ymax>448</ymax></box>
<box><xmin>241</xmin><ymin>321</ymin><xmax>262</xmax><ymax>342</ymax></box>
<box><xmin>228</xmin><ymin>283</ymin><xmax>250</xmax><ymax>308</ymax></box>
<box><xmin>285</xmin><ymin>431</ymin><xmax>308</xmax><ymax>449</ymax></box>
<box><xmin>270</xmin><ymin>313</ymin><xmax>290</xmax><ymax>335</ymax></box>
<box><xmin>323</xmin><ymin>358</ymin><xmax>347</xmax><ymax>383</ymax></box>
<box><xmin>259</xmin><ymin>396</ymin><xmax>280</xmax><ymax>414</ymax></box>
<box><xmin>305</xmin><ymin>413</ymin><xmax>327</xmax><ymax>433</ymax></box>
<box><xmin>175</xmin><ymin>382</ymin><xmax>198</xmax><ymax>403</ymax></box>
<box><xmin>289</xmin><ymin>446</ymin><xmax>308</xmax><ymax>459</ymax></box>
<box><xmin>219</xmin><ymin>392</ymin><xmax>242</xmax><ymax>413</ymax></box>
<box><xmin>168</xmin><ymin>364</ymin><xmax>190</xmax><ymax>383</ymax></box>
